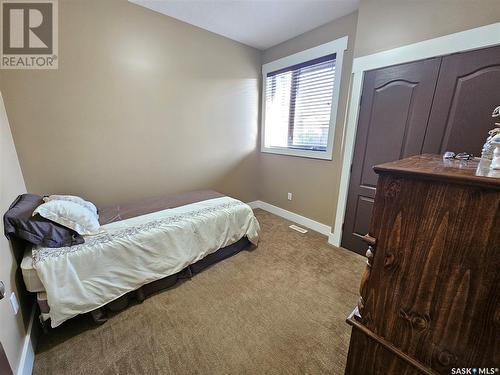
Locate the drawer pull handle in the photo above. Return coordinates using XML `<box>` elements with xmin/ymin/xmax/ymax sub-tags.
<box><xmin>362</xmin><ymin>234</ymin><xmax>377</xmax><ymax>246</ymax></box>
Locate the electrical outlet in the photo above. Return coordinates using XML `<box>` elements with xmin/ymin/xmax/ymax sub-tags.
<box><xmin>9</xmin><ymin>292</ymin><xmax>19</xmax><ymax>315</ymax></box>
<box><xmin>287</xmin><ymin>192</ymin><xmax>292</xmax><ymax>201</ymax></box>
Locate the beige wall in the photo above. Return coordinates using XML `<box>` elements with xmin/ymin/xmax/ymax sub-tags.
<box><xmin>355</xmin><ymin>0</ymin><xmax>500</xmax><ymax>57</ymax></box>
<box><xmin>0</xmin><ymin>90</ymin><xmax>28</xmax><ymax>373</ymax></box>
<box><xmin>0</xmin><ymin>0</ymin><xmax>261</xmax><ymax>208</ymax></box>
<box><xmin>259</xmin><ymin>12</ymin><xmax>358</xmax><ymax>226</ymax></box>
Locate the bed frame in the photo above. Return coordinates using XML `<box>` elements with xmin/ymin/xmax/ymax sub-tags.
<box><xmin>38</xmin><ymin>236</ymin><xmax>252</xmax><ymax>331</ymax></box>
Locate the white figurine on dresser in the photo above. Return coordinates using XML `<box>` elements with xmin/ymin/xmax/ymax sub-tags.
<box><xmin>491</xmin><ymin>136</ymin><xmax>500</xmax><ymax>170</ymax></box>
<box><xmin>481</xmin><ymin>106</ymin><xmax>500</xmax><ymax>169</ymax></box>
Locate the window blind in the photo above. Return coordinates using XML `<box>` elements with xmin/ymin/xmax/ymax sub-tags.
<box><xmin>264</xmin><ymin>53</ymin><xmax>336</xmax><ymax>152</ymax></box>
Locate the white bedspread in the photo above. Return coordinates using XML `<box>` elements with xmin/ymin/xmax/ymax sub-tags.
<box><xmin>33</xmin><ymin>197</ymin><xmax>260</xmax><ymax>327</ymax></box>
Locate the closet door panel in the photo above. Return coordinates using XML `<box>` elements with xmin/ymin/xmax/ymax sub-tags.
<box><xmin>422</xmin><ymin>45</ymin><xmax>500</xmax><ymax>155</ymax></box>
<box><xmin>341</xmin><ymin>58</ymin><xmax>441</xmax><ymax>254</ymax></box>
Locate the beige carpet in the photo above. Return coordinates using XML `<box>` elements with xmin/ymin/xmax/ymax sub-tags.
<box><xmin>34</xmin><ymin>209</ymin><xmax>365</xmax><ymax>375</ymax></box>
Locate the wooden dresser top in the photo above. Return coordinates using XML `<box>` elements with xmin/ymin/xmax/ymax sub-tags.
<box><xmin>374</xmin><ymin>154</ymin><xmax>500</xmax><ymax>190</ymax></box>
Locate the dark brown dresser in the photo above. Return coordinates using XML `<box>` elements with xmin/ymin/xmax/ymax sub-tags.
<box><xmin>344</xmin><ymin>154</ymin><xmax>500</xmax><ymax>375</ymax></box>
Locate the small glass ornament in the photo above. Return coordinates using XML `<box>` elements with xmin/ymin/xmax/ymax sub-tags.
<box><xmin>481</xmin><ymin>106</ymin><xmax>500</xmax><ymax>161</ymax></box>
<box><xmin>490</xmin><ymin>137</ymin><xmax>500</xmax><ymax>170</ymax></box>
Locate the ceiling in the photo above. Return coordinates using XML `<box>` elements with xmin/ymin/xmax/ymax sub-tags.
<box><xmin>129</xmin><ymin>0</ymin><xmax>359</xmax><ymax>50</ymax></box>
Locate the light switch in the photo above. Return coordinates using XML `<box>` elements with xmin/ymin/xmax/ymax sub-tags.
<box><xmin>9</xmin><ymin>292</ymin><xmax>19</xmax><ymax>315</ymax></box>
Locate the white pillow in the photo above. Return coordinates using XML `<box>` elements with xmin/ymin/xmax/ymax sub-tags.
<box><xmin>34</xmin><ymin>200</ymin><xmax>101</xmax><ymax>235</ymax></box>
<box><xmin>44</xmin><ymin>195</ymin><xmax>98</xmax><ymax>217</ymax></box>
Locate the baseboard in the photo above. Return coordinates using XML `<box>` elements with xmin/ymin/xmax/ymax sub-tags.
<box><xmin>17</xmin><ymin>303</ymin><xmax>37</xmax><ymax>375</ymax></box>
<box><xmin>248</xmin><ymin>200</ymin><xmax>331</xmax><ymax>236</ymax></box>
<box><xmin>246</xmin><ymin>201</ymin><xmax>260</xmax><ymax>210</ymax></box>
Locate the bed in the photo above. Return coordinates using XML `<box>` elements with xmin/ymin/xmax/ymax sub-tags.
<box><xmin>15</xmin><ymin>190</ymin><xmax>260</xmax><ymax>328</ymax></box>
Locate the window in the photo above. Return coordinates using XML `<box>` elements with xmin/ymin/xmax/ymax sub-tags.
<box><xmin>261</xmin><ymin>37</ymin><xmax>348</xmax><ymax>160</ymax></box>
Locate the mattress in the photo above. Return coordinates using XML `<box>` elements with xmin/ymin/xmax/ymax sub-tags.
<box><xmin>21</xmin><ymin>247</ymin><xmax>44</xmax><ymax>293</ymax></box>
<box><xmin>21</xmin><ymin>190</ymin><xmax>225</xmax><ymax>294</ymax></box>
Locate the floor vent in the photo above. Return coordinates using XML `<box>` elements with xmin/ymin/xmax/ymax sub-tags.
<box><xmin>289</xmin><ymin>224</ymin><xmax>308</xmax><ymax>234</ymax></box>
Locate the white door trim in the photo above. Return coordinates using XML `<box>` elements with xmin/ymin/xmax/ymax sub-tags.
<box><xmin>330</xmin><ymin>21</ymin><xmax>500</xmax><ymax>247</ymax></box>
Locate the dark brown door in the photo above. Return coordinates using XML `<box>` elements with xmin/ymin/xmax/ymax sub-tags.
<box><xmin>423</xmin><ymin>45</ymin><xmax>500</xmax><ymax>155</ymax></box>
<box><xmin>341</xmin><ymin>58</ymin><xmax>441</xmax><ymax>254</ymax></box>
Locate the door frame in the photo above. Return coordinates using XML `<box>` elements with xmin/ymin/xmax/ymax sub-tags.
<box><xmin>329</xmin><ymin>21</ymin><xmax>500</xmax><ymax>247</ymax></box>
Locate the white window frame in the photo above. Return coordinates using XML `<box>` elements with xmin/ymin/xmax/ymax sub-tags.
<box><xmin>260</xmin><ymin>36</ymin><xmax>348</xmax><ymax>160</ymax></box>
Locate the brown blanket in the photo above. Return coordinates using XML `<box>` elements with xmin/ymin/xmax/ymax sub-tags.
<box><xmin>98</xmin><ymin>190</ymin><xmax>224</xmax><ymax>225</ymax></box>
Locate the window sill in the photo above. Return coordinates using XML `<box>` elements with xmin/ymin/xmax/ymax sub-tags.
<box><xmin>261</xmin><ymin>146</ymin><xmax>333</xmax><ymax>160</ymax></box>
